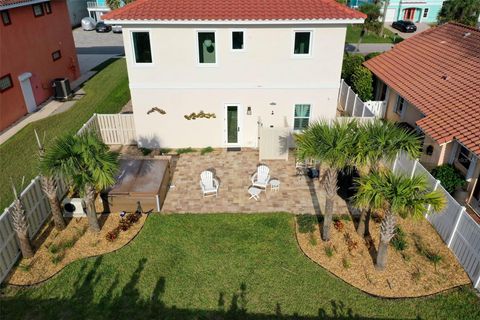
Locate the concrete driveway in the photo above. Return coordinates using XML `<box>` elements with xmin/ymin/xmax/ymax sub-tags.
<box><xmin>73</xmin><ymin>27</ymin><xmax>125</xmax><ymax>74</ymax></box>
<box><xmin>385</xmin><ymin>22</ymin><xmax>431</xmax><ymax>39</ymax></box>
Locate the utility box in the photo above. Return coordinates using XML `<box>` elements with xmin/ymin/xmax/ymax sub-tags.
<box><xmin>52</xmin><ymin>78</ymin><xmax>72</xmax><ymax>101</ymax></box>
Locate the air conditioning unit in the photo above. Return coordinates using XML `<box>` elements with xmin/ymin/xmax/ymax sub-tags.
<box><xmin>62</xmin><ymin>197</ymin><xmax>86</xmax><ymax>218</ymax></box>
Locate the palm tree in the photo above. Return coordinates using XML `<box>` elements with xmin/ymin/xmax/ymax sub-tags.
<box><xmin>36</xmin><ymin>130</ymin><xmax>66</xmax><ymax>231</ymax></box>
<box><xmin>295</xmin><ymin>119</ymin><xmax>358</xmax><ymax>241</ymax></box>
<box><xmin>40</xmin><ymin>132</ymin><xmax>119</xmax><ymax>232</ymax></box>
<box><xmin>353</xmin><ymin>170</ymin><xmax>445</xmax><ymax>270</ymax></box>
<box><xmin>10</xmin><ymin>183</ymin><xmax>34</xmax><ymax>258</ymax></box>
<box><xmin>352</xmin><ymin>121</ymin><xmax>421</xmax><ymax>237</ymax></box>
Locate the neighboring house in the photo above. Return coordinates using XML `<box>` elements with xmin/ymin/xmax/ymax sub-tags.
<box><xmin>0</xmin><ymin>0</ymin><xmax>80</xmax><ymax>131</ymax></box>
<box><xmin>103</xmin><ymin>0</ymin><xmax>365</xmax><ymax>150</ymax></box>
<box><xmin>66</xmin><ymin>0</ymin><xmax>88</xmax><ymax>27</ymax></box>
<box><xmin>364</xmin><ymin>23</ymin><xmax>480</xmax><ymax>214</ymax></box>
<box><xmin>87</xmin><ymin>0</ymin><xmax>109</xmax><ymax>21</ymax></box>
<box><xmin>348</xmin><ymin>0</ymin><xmax>444</xmax><ymax>23</ymax></box>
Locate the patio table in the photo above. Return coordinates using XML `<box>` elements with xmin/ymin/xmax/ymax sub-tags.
<box><xmin>270</xmin><ymin>179</ymin><xmax>280</xmax><ymax>192</ymax></box>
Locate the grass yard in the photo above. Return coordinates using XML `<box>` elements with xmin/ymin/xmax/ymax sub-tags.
<box><xmin>0</xmin><ymin>59</ymin><xmax>130</xmax><ymax>211</ymax></box>
<box><xmin>346</xmin><ymin>25</ymin><xmax>403</xmax><ymax>44</ymax></box>
<box><xmin>1</xmin><ymin>213</ymin><xmax>479</xmax><ymax>319</ymax></box>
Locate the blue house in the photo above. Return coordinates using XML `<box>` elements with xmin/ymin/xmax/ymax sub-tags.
<box><xmin>348</xmin><ymin>0</ymin><xmax>445</xmax><ymax>23</ymax></box>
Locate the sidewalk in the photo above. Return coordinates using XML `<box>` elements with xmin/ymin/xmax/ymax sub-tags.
<box><xmin>345</xmin><ymin>43</ymin><xmax>395</xmax><ymax>54</ymax></box>
<box><xmin>0</xmin><ymin>71</ymin><xmax>95</xmax><ymax>145</ymax></box>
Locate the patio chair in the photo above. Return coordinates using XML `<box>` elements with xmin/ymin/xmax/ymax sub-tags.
<box><xmin>200</xmin><ymin>170</ymin><xmax>219</xmax><ymax>197</ymax></box>
<box><xmin>251</xmin><ymin>165</ymin><xmax>270</xmax><ymax>191</ymax></box>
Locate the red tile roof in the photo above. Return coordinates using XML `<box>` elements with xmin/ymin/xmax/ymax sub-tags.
<box><xmin>102</xmin><ymin>0</ymin><xmax>366</xmax><ymax>21</ymax></box>
<box><xmin>364</xmin><ymin>23</ymin><xmax>480</xmax><ymax>157</ymax></box>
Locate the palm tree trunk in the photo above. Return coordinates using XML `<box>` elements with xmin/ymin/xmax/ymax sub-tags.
<box><xmin>322</xmin><ymin>168</ymin><xmax>338</xmax><ymax>241</ymax></box>
<box><xmin>41</xmin><ymin>175</ymin><xmax>66</xmax><ymax>231</ymax></box>
<box><xmin>85</xmin><ymin>184</ymin><xmax>100</xmax><ymax>232</ymax></box>
<box><xmin>356</xmin><ymin>209</ymin><xmax>370</xmax><ymax>237</ymax></box>
<box><xmin>375</xmin><ymin>210</ymin><xmax>396</xmax><ymax>271</ymax></box>
<box><xmin>379</xmin><ymin>0</ymin><xmax>390</xmax><ymax>37</ymax></box>
<box><xmin>11</xmin><ymin>199</ymin><xmax>34</xmax><ymax>258</ymax></box>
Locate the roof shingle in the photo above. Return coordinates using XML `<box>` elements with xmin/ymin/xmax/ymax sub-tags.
<box><xmin>102</xmin><ymin>0</ymin><xmax>366</xmax><ymax>21</ymax></box>
<box><xmin>364</xmin><ymin>23</ymin><xmax>480</xmax><ymax>157</ymax></box>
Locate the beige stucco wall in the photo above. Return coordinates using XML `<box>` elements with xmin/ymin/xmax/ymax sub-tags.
<box><xmin>121</xmin><ymin>24</ymin><xmax>347</xmax><ymax>148</ymax></box>
<box><xmin>383</xmin><ymin>89</ymin><xmax>424</xmax><ymax>127</ymax></box>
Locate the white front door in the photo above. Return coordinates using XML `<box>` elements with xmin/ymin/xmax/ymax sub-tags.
<box><xmin>18</xmin><ymin>72</ymin><xmax>36</xmax><ymax>113</ymax></box>
<box><xmin>224</xmin><ymin>104</ymin><xmax>242</xmax><ymax>147</ymax></box>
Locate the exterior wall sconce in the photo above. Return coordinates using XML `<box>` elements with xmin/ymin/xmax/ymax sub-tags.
<box><xmin>269</xmin><ymin>102</ymin><xmax>276</xmax><ymax>106</ymax></box>
<box><xmin>247</xmin><ymin>106</ymin><xmax>252</xmax><ymax>115</ymax></box>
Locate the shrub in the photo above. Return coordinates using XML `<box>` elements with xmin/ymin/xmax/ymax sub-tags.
<box><xmin>334</xmin><ymin>220</ymin><xmax>344</xmax><ymax>232</ymax></box>
<box><xmin>126</xmin><ymin>212</ymin><xmax>140</xmax><ymax>224</ymax></box>
<box><xmin>351</xmin><ymin>66</ymin><xmax>373</xmax><ymax>101</ymax></box>
<box><xmin>176</xmin><ymin>147</ymin><xmax>194</xmax><ymax>154</ymax></box>
<box><xmin>342</xmin><ymin>257</ymin><xmax>351</xmax><ymax>269</ymax></box>
<box><xmin>359</xmin><ymin>4</ymin><xmax>382</xmax><ymax>34</ymax></box>
<box><xmin>119</xmin><ymin>219</ymin><xmax>132</xmax><ymax>231</ymax></box>
<box><xmin>48</xmin><ymin>243</ymin><xmax>59</xmax><ymax>254</ymax></box>
<box><xmin>297</xmin><ymin>215</ymin><xmax>317</xmax><ymax>234</ymax></box>
<box><xmin>343</xmin><ymin>233</ymin><xmax>358</xmax><ymax>253</ymax></box>
<box><xmin>342</xmin><ymin>54</ymin><xmax>365</xmax><ymax>85</ymax></box>
<box><xmin>51</xmin><ymin>254</ymin><xmax>64</xmax><ymax>265</ymax></box>
<box><xmin>391</xmin><ymin>226</ymin><xmax>408</xmax><ymax>251</ymax></box>
<box><xmin>200</xmin><ymin>146</ymin><xmax>214</xmax><ymax>155</ymax></box>
<box><xmin>106</xmin><ymin>228</ymin><xmax>120</xmax><ymax>242</ymax></box>
<box><xmin>431</xmin><ymin>164</ymin><xmax>465</xmax><ymax>194</ymax></box>
<box><xmin>139</xmin><ymin>147</ymin><xmax>152</xmax><ymax>156</ymax></box>
<box><xmin>325</xmin><ymin>244</ymin><xmax>335</xmax><ymax>258</ymax></box>
<box><xmin>364</xmin><ymin>52</ymin><xmax>381</xmax><ymax>61</ymax></box>
<box><xmin>159</xmin><ymin>148</ymin><xmax>172</xmax><ymax>155</ymax></box>
<box><xmin>309</xmin><ymin>233</ymin><xmax>317</xmax><ymax>246</ymax></box>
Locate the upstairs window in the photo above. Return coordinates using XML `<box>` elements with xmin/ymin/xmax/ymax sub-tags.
<box><xmin>198</xmin><ymin>31</ymin><xmax>216</xmax><ymax>64</ymax></box>
<box><xmin>0</xmin><ymin>74</ymin><xmax>13</xmax><ymax>92</ymax></box>
<box><xmin>32</xmin><ymin>3</ymin><xmax>44</xmax><ymax>17</ymax></box>
<box><xmin>45</xmin><ymin>2</ymin><xmax>52</xmax><ymax>14</ymax></box>
<box><xmin>294</xmin><ymin>104</ymin><xmax>311</xmax><ymax>131</ymax></box>
<box><xmin>1</xmin><ymin>10</ymin><xmax>11</xmax><ymax>26</ymax></box>
<box><xmin>423</xmin><ymin>8</ymin><xmax>429</xmax><ymax>18</ymax></box>
<box><xmin>294</xmin><ymin>31</ymin><xmax>311</xmax><ymax>55</ymax></box>
<box><xmin>232</xmin><ymin>31</ymin><xmax>244</xmax><ymax>50</ymax></box>
<box><xmin>132</xmin><ymin>32</ymin><xmax>152</xmax><ymax>64</ymax></box>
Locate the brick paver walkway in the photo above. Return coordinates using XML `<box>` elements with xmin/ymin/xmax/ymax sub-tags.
<box><xmin>162</xmin><ymin>149</ymin><xmax>349</xmax><ymax>214</ymax></box>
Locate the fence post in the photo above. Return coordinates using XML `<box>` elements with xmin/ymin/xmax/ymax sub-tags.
<box><xmin>338</xmin><ymin>79</ymin><xmax>343</xmax><ymax>102</ymax></box>
<box><xmin>345</xmin><ymin>87</ymin><xmax>350</xmax><ymax>114</ymax></box>
<box><xmin>361</xmin><ymin>102</ymin><xmax>366</xmax><ymax>117</ymax></box>
<box><xmin>410</xmin><ymin>159</ymin><xmax>418</xmax><ymax>178</ymax></box>
<box><xmin>426</xmin><ymin>179</ymin><xmax>441</xmax><ymax>218</ymax></box>
<box><xmin>391</xmin><ymin>154</ymin><xmax>398</xmax><ymax>173</ymax></box>
<box><xmin>475</xmin><ymin>273</ymin><xmax>480</xmax><ymax>290</ymax></box>
<box><xmin>447</xmin><ymin>206</ymin><xmax>465</xmax><ymax>248</ymax></box>
<box><xmin>353</xmin><ymin>94</ymin><xmax>358</xmax><ymax>116</ymax></box>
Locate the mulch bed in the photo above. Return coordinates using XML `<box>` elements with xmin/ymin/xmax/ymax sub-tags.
<box><xmin>296</xmin><ymin>216</ymin><xmax>471</xmax><ymax>298</ymax></box>
<box><xmin>5</xmin><ymin>213</ymin><xmax>146</xmax><ymax>286</ymax></box>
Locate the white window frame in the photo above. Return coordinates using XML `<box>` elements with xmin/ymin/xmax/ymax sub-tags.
<box><xmin>292</xmin><ymin>103</ymin><xmax>312</xmax><ymax>132</ymax></box>
<box><xmin>394</xmin><ymin>95</ymin><xmax>407</xmax><ymax>118</ymax></box>
<box><xmin>230</xmin><ymin>29</ymin><xmax>246</xmax><ymax>52</ymax></box>
<box><xmin>292</xmin><ymin>29</ymin><xmax>313</xmax><ymax>58</ymax></box>
<box><xmin>130</xmin><ymin>29</ymin><xmax>154</xmax><ymax>67</ymax></box>
<box><xmin>195</xmin><ymin>29</ymin><xmax>218</xmax><ymax>67</ymax></box>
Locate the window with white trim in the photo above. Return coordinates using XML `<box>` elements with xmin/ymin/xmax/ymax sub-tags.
<box><xmin>198</xmin><ymin>32</ymin><xmax>216</xmax><ymax>64</ymax></box>
<box><xmin>132</xmin><ymin>32</ymin><xmax>152</xmax><ymax>63</ymax></box>
<box><xmin>457</xmin><ymin>146</ymin><xmax>473</xmax><ymax>170</ymax></box>
<box><xmin>0</xmin><ymin>74</ymin><xmax>13</xmax><ymax>92</ymax></box>
<box><xmin>423</xmin><ymin>8</ymin><xmax>429</xmax><ymax>18</ymax></box>
<box><xmin>232</xmin><ymin>31</ymin><xmax>244</xmax><ymax>50</ymax></box>
<box><xmin>394</xmin><ymin>96</ymin><xmax>406</xmax><ymax>115</ymax></box>
<box><xmin>1</xmin><ymin>10</ymin><xmax>11</xmax><ymax>25</ymax></box>
<box><xmin>294</xmin><ymin>31</ymin><xmax>311</xmax><ymax>55</ymax></box>
<box><xmin>294</xmin><ymin>104</ymin><xmax>311</xmax><ymax>130</ymax></box>
<box><xmin>32</xmin><ymin>4</ymin><xmax>44</xmax><ymax>17</ymax></box>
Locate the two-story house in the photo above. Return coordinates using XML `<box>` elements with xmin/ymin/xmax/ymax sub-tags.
<box><xmin>364</xmin><ymin>23</ymin><xmax>480</xmax><ymax>215</ymax></box>
<box><xmin>349</xmin><ymin>0</ymin><xmax>444</xmax><ymax>23</ymax></box>
<box><xmin>0</xmin><ymin>0</ymin><xmax>80</xmax><ymax>131</ymax></box>
<box><xmin>103</xmin><ymin>0</ymin><xmax>365</xmax><ymax>150</ymax></box>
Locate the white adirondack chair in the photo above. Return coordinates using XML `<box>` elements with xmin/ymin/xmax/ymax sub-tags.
<box><xmin>200</xmin><ymin>170</ymin><xmax>219</xmax><ymax>197</ymax></box>
<box><xmin>251</xmin><ymin>165</ymin><xmax>270</xmax><ymax>191</ymax></box>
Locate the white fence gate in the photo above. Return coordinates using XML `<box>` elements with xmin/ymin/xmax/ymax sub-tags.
<box><xmin>258</xmin><ymin>127</ymin><xmax>290</xmax><ymax>161</ymax></box>
<box><xmin>0</xmin><ymin>113</ymin><xmax>137</xmax><ymax>284</ymax></box>
<box><xmin>390</xmin><ymin>151</ymin><xmax>480</xmax><ymax>290</ymax></box>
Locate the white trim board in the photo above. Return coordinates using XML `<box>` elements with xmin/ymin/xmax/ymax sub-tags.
<box><xmin>104</xmin><ymin>19</ymin><xmax>365</xmax><ymax>26</ymax></box>
<box><xmin>129</xmin><ymin>83</ymin><xmax>341</xmax><ymax>89</ymax></box>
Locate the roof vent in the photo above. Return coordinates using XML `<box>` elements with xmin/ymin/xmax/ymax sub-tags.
<box><xmin>442</xmin><ymin>74</ymin><xmax>449</xmax><ymax>80</ymax></box>
<box><xmin>463</xmin><ymin>32</ymin><xmax>471</xmax><ymax>38</ymax></box>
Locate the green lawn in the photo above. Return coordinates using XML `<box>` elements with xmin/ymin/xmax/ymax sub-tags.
<box><xmin>0</xmin><ymin>59</ymin><xmax>130</xmax><ymax>211</ymax></box>
<box><xmin>346</xmin><ymin>25</ymin><xmax>403</xmax><ymax>44</ymax></box>
<box><xmin>1</xmin><ymin>213</ymin><xmax>479</xmax><ymax>319</ymax></box>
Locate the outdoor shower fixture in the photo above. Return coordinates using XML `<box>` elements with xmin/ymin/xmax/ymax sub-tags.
<box><xmin>247</xmin><ymin>106</ymin><xmax>252</xmax><ymax>115</ymax></box>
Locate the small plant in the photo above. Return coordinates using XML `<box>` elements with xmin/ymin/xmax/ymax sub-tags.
<box><xmin>119</xmin><ymin>219</ymin><xmax>132</xmax><ymax>231</ymax></box>
<box><xmin>413</xmin><ymin>234</ymin><xmax>443</xmax><ymax>270</ymax></box>
<box><xmin>431</xmin><ymin>164</ymin><xmax>465</xmax><ymax>194</ymax></box>
<box><xmin>50</xmin><ymin>253</ymin><xmax>64</xmax><ymax>265</ymax></box>
<box><xmin>18</xmin><ymin>261</ymin><xmax>32</xmax><ymax>272</ymax></box>
<box><xmin>176</xmin><ymin>147</ymin><xmax>194</xmax><ymax>154</ymax></box>
<box><xmin>106</xmin><ymin>228</ymin><xmax>120</xmax><ymax>242</ymax></box>
<box><xmin>334</xmin><ymin>220</ymin><xmax>344</xmax><ymax>232</ymax></box>
<box><xmin>342</xmin><ymin>256</ymin><xmax>351</xmax><ymax>269</ymax></box>
<box><xmin>48</xmin><ymin>243</ymin><xmax>59</xmax><ymax>254</ymax></box>
<box><xmin>126</xmin><ymin>212</ymin><xmax>140</xmax><ymax>224</ymax></box>
<box><xmin>333</xmin><ymin>214</ymin><xmax>351</xmax><ymax>222</ymax></box>
<box><xmin>324</xmin><ymin>244</ymin><xmax>335</xmax><ymax>258</ymax></box>
<box><xmin>200</xmin><ymin>146</ymin><xmax>214</xmax><ymax>155</ymax></box>
<box><xmin>343</xmin><ymin>232</ymin><xmax>358</xmax><ymax>253</ymax></box>
<box><xmin>426</xmin><ymin>251</ymin><xmax>443</xmax><ymax>271</ymax></box>
<box><xmin>411</xmin><ymin>266</ymin><xmax>422</xmax><ymax>283</ymax></box>
<box><xmin>159</xmin><ymin>148</ymin><xmax>172</xmax><ymax>155</ymax></box>
<box><xmin>297</xmin><ymin>215</ymin><xmax>317</xmax><ymax>234</ymax></box>
<box><xmin>391</xmin><ymin>226</ymin><xmax>408</xmax><ymax>251</ymax></box>
<box><xmin>309</xmin><ymin>232</ymin><xmax>317</xmax><ymax>246</ymax></box>
<box><xmin>62</xmin><ymin>238</ymin><xmax>76</xmax><ymax>249</ymax></box>
<box><xmin>140</xmin><ymin>147</ymin><xmax>152</xmax><ymax>156</ymax></box>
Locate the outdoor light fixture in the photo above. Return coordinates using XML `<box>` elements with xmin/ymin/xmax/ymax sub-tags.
<box><xmin>269</xmin><ymin>102</ymin><xmax>276</xmax><ymax>106</ymax></box>
<box><xmin>247</xmin><ymin>106</ymin><xmax>252</xmax><ymax>115</ymax></box>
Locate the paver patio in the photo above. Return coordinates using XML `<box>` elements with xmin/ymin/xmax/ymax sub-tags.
<box><xmin>161</xmin><ymin>149</ymin><xmax>350</xmax><ymax>214</ymax></box>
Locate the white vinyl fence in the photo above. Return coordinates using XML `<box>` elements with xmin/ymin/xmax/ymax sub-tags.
<box><xmin>338</xmin><ymin>79</ymin><xmax>386</xmax><ymax>119</ymax></box>
<box><xmin>390</xmin><ymin>151</ymin><xmax>480</xmax><ymax>290</ymax></box>
<box><xmin>0</xmin><ymin>113</ymin><xmax>137</xmax><ymax>283</ymax></box>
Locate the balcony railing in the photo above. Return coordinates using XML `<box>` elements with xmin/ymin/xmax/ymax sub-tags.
<box><xmin>87</xmin><ymin>1</ymin><xmax>109</xmax><ymax>9</ymax></box>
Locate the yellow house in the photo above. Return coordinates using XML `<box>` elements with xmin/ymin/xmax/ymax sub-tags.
<box><xmin>364</xmin><ymin>23</ymin><xmax>480</xmax><ymax>216</ymax></box>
